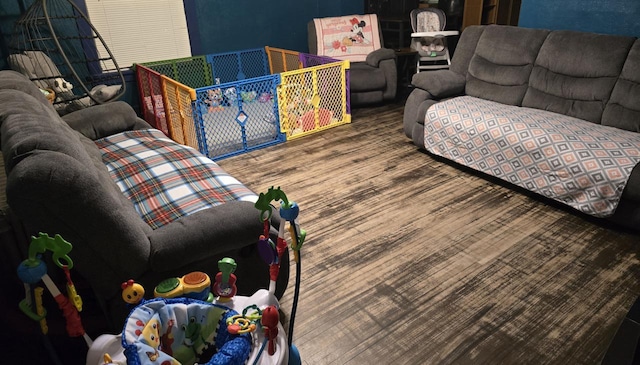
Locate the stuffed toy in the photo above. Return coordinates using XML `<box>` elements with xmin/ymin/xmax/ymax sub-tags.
<box><xmin>224</xmin><ymin>87</ymin><xmax>237</xmax><ymax>104</ymax></box>
<box><xmin>90</xmin><ymin>84</ymin><xmax>123</xmax><ymax>103</ymax></box>
<box><xmin>240</xmin><ymin>90</ymin><xmax>256</xmax><ymax>103</ymax></box>
<box><xmin>204</xmin><ymin>88</ymin><xmax>224</xmax><ymax>112</ymax></box>
<box><xmin>8</xmin><ymin>50</ymin><xmax>123</xmax><ymax>113</ymax></box>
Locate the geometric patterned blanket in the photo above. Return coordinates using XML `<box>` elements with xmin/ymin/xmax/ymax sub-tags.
<box><xmin>424</xmin><ymin>96</ymin><xmax>640</xmax><ymax>217</ymax></box>
<box><xmin>95</xmin><ymin>129</ymin><xmax>257</xmax><ymax>229</ymax></box>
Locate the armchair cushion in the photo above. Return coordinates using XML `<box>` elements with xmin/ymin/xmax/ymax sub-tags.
<box><xmin>365</xmin><ymin>48</ymin><xmax>396</xmax><ymax>67</ymax></box>
<box><xmin>411</xmin><ymin>69</ymin><xmax>466</xmax><ymax>98</ymax></box>
<box><xmin>62</xmin><ymin>100</ymin><xmax>150</xmax><ymax>139</ymax></box>
<box><xmin>350</xmin><ymin>63</ymin><xmax>387</xmax><ymax>92</ymax></box>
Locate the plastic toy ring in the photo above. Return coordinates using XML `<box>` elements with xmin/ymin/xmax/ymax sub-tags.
<box><xmin>227</xmin><ymin>315</ymin><xmax>257</xmax><ymax>334</ymax></box>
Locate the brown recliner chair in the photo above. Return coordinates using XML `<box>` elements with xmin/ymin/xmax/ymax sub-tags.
<box><xmin>308</xmin><ymin>14</ymin><xmax>397</xmax><ymax>106</ymax></box>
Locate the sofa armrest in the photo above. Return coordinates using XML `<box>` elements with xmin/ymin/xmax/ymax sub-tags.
<box><xmin>411</xmin><ymin>70</ymin><xmax>466</xmax><ymax>99</ymax></box>
<box><xmin>366</xmin><ymin>48</ymin><xmax>396</xmax><ymax>67</ymax></box>
<box><xmin>147</xmin><ymin>201</ymin><xmax>264</xmax><ymax>271</ymax></box>
<box><xmin>62</xmin><ymin>101</ymin><xmax>152</xmax><ymax>140</ymax></box>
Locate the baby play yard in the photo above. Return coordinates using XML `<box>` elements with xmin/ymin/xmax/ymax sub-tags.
<box><xmin>135</xmin><ymin>47</ymin><xmax>351</xmax><ymax>160</ymax></box>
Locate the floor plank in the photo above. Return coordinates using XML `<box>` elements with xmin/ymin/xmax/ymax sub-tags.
<box><xmin>218</xmin><ymin>102</ymin><xmax>640</xmax><ymax>365</ymax></box>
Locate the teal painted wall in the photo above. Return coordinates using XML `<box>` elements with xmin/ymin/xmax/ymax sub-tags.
<box><xmin>0</xmin><ymin>0</ymin><xmax>363</xmax><ymax>108</ymax></box>
<box><xmin>1</xmin><ymin>0</ymin><xmax>364</xmax><ymax>69</ymax></box>
<box><xmin>189</xmin><ymin>0</ymin><xmax>364</xmax><ymax>54</ymax></box>
<box><xmin>519</xmin><ymin>0</ymin><xmax>640</xmax><ymax>36</ymax></box>
<box><xmin>0</xmin><ymin>0</ymin><xmax>31</xmax><ymax>70</ymax></box>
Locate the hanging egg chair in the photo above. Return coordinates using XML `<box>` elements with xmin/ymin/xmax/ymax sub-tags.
<box><xmin>8</xmin><ymin>0</ymin><xmax>125</xmax><ymax>114</ymax></box>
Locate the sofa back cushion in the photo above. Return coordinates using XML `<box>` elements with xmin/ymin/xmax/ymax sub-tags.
<box><xmin>601</xmin><ymin>39</ymin><xmax>640</xmax><ymax>132</ymax></box>
<box><xmin>522</xmin><ymin>30</ymin><xmax>635</xmax><ymax>124</ymax></box>
<box><xmin>466</xmin><ymin>25</ymin><xmax>549</xmax><ymax>106</ymax></box>
<box><xmin>0</xmin><ymin>70</ymin><xmax>53</xmax><ymax>106</ymax></box>
<box><xmin>0</xmin><ymin>90</ymin><xmax>92</xmax><ymax>171</ymax></box>
<box><xmin>450</xmin><ymin>25</ymin><xmax>485</xmax><ymax>76</ymax></box>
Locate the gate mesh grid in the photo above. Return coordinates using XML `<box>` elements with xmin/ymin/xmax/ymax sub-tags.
<box><xmin>194</xmin><ymin>75</ymin><xmax>284</xmax><ymax>160</ymax></box>
<box><xmin>299</xmin><ymin>53</ymin><xmax>351</xmax><ymax>115</ymax></box>
<box><xmin>266</xmin><ymin>47</ymin><xmax>302</xmax><ymax>74</ymax></box>
<box><xmin>142</xmin><ymin>56</ymin><xmax>212</xmax><ymax>88</ymax></box>
<box><xmin>206</xmin><ymin>49</ymin><xmax>269</xmax><ymax>84</ymax></box>
<box><xmin>278</xmin><ymin>61</ymin><xmax>350</xmax><ymax>140</ymax></box>
<box><xmin>135</xmin><ymin>48</ymin><xmax>350</xmax><ymax>159</ymax></box>
<box><xmin>135</xmin><ymin>64</ymin><xmax>169</xmax><ymax>136</ymax></box>
<box><xmin>299</xmin><ymin>53</ymin><xmax>336</xmax><ymax>68</ymax></box>
<box><xmin>161</xmin><ymin>75</ymin><xmax>199</xmax><ymax>150</ymax></box>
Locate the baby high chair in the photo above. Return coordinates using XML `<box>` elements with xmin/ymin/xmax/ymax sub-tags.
<box><xmin>410</xmin><ymin>8</ymin><xmax>459</xmax><ymax>73</ymax></box>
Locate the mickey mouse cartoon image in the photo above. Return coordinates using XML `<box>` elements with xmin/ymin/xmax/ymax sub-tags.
<box><xmin>349</xmin><ymin>17</ymin><xmax>369</xmax><ymax>44</ymax></box>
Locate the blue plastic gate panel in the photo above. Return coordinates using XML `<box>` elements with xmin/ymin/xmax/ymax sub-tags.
<box><xmin>193</xmin><ymin>74</ymin><xmax>285</xmax><ymax>160</ymax></box>
<box><xmin>206</xmin><ymin>48</ymin><xmax>270</xmax><ymax>85</ymax></box>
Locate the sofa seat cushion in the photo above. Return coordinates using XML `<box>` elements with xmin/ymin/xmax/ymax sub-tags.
<box><xmin>349</xmin><ymin>62</ymin><xmax>387</xmax><ymax>92</ymax></box>
<box><xmin>424</xmin><ymin>96</ymin><xmax>640</xmax><ymax>217</ymax></box>
<box><xmin>95</xmin><ymin>129</ymin><xmax>257</xmax><ymax>229</ymax></box>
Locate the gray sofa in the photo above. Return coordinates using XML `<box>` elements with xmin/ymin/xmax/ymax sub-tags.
<box><xmin>0</xmin><ymin>70</ymin><xmax>288</xmax><ymax>330</ymax></box>
<box><xmin>403</xmin><ymin>25</ymin><xmax>640</xmax><ymax>230</ymax></box>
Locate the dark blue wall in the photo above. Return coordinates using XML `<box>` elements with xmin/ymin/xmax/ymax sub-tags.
<box><xmin>0</xmin><ymin>0</ymin><xmax>363</xmax><ymax>109</ymax></box>
<box><xmin>186</xmin><ymin>0</ymin><xmax>363</xmax><ymax>55</ymax></box>
<box><xmin>1</xmin><ymin>0</ymin><xmax>364</xmax><ymax>70</ymax></box>
<box><xmin>4</xmin><ymin>0</ymin><xmax>640</xmax><ymax>70</ymax></box>
<box><xmin>0</xmin><ymin>0</ymin><xmax>32</xmax><ymax>70</ymax></box>
<box><xmin>519</xmin><ymin>0</ymin><xmax>640</xmax><ymax>36</ymax></box>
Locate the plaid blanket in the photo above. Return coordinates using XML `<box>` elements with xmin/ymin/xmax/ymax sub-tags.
<box><xmin>425</xmin><ymin>96</ymin><xmax>640</xmax><ymax>217</ymax></box>
<box><xmin>96</xmin><ymin>129</ymin><xmax>257</xmax><ymax>229</ymax></box>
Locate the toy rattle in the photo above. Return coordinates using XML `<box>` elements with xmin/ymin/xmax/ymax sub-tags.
<box><xmin>255</xmin><ymin>186</ymin><xmax>306</xmax><ymax>362</ymax></box>
<box><xmin>213</xmin><ymin>257</ymin><xmax>238</xmax><ymax>301</ymax></box>
<box><xmin>16</xmin><ymin>233</ymin><xmax>92</xmax><ymax>347</ymax></box>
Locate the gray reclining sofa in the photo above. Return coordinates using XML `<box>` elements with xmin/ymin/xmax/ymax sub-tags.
<box><xmin>403</xmin><ymin>25</ymin><xmax>640</xmax><ymax>230</ymax></box>
<box><xmin>0</xmin><ymin>70</ymin><xmax>288</xmax><ymax>330</ymax></box>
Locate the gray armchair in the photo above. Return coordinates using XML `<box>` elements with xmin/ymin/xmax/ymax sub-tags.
<box><xmin>308</xmin><ymin>14</ymin><xmax>397</xmax><ymax>106</ymax></box>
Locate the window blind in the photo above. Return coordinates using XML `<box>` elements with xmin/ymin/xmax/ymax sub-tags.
<box><xmin>84</xmin><ymin>0</ymin><xmax>192</xmax><ymax>69</ymax></box>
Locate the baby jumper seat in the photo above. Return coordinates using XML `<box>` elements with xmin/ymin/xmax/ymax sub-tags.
<box><xmin>86</xmin><ymin>290</ymin><xmax>289</xmax><ymax>365</ymax></box>
<box><xmin>124</xmin><ymin>298</ymin><xmax>249</xmax><ymax>365</ymax></box>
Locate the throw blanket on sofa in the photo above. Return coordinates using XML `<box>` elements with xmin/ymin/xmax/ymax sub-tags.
<box><xmin>96</xmin><ymin>129</ymin><xmax>257</xmax><ymax>229</ymax></box>
<box><xmin>313</xmin><ymin>14</ymin><xmax>381</xmax><ymax>62</ymax></box>
<box><xmin>424</xmin><ymin>96</ymin><xmax>640</xmax><ymax>217</ymax></box>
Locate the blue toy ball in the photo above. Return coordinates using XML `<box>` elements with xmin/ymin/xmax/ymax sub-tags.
<box><xmin>288</xmin><ymin>344</ymin><xmax>301</xmax><ymax>365</ymax></box>
<box><xmin>17</xmin><ymin>260</ymin><xmax>46</xmax><ymax>284</ymax></box>
<box><xmin>279</xmin><ymin>202</ymin><xmax>299</xmax><ymax>221</ymax></box>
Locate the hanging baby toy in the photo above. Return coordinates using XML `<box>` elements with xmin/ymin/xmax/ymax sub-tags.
<box><xmin>254</xmin><ymin>186</ymin><xmax>306</xmax><ymax>365</ymax></box>
<box><xmin>16</xmin><ymin>233</ymin><xmax>93</xmax><ymax>351</ymax></box>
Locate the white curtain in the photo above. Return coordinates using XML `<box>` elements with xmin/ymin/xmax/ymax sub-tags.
<box><xmin>84</xmin><ymin>0</ymin><xmax>192</xmax><ymax>68</ymax></box>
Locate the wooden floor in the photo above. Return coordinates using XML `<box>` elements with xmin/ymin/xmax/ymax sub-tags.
<box><xmin>217</xmin><ymin>102</ymin><xmax>640</xmax><ymax>365</ymax></box>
